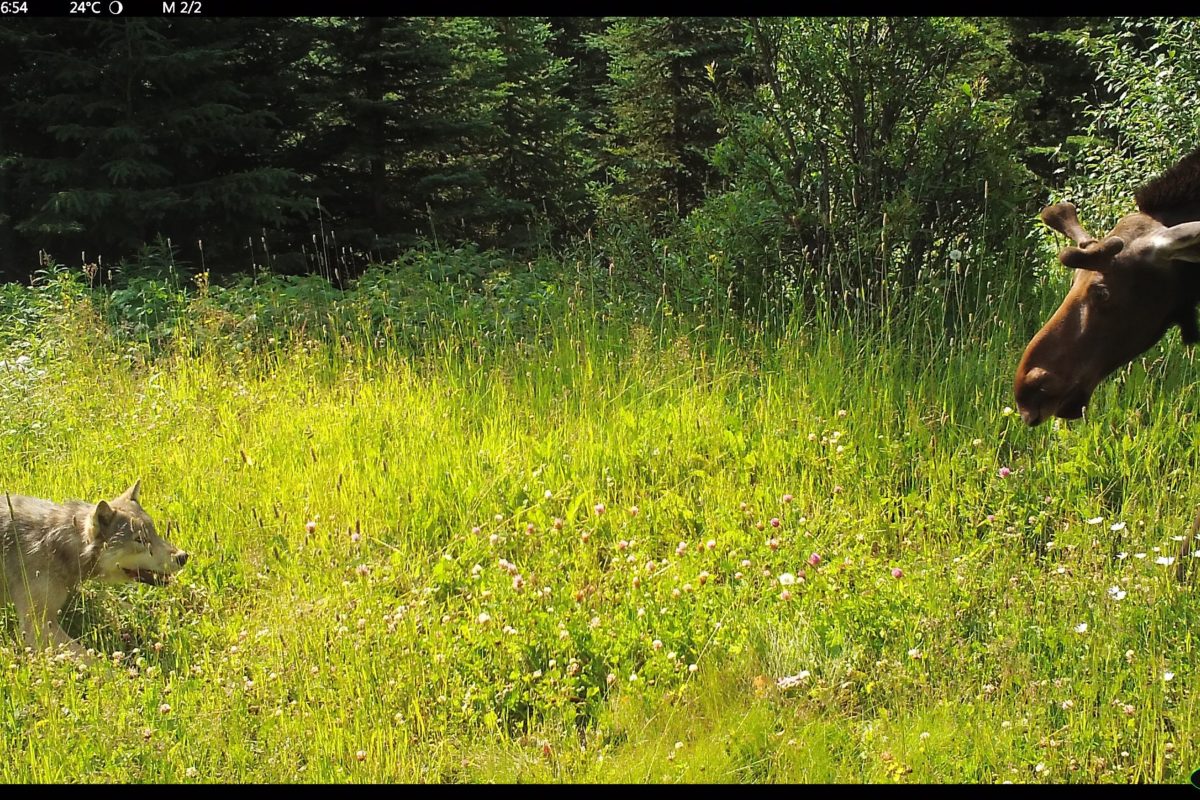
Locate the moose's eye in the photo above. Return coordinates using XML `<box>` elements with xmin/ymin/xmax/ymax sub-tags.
<box><xmin>1087</xmin><ymin>282</ymin><xmax>1111</xmax><ymax>304</ymax></box>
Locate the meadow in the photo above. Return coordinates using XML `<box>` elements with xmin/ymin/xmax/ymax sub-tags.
<box><xmin>1</xmin><ymin>257</ymin><xmax>1199</xmax><ymax>783</ymax></box>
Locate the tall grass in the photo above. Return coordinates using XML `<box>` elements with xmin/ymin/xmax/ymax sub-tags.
<box><xmin>0</xmin><ymin>253</ymin><xmax>1197</xmax><ymax>783</ymax></box>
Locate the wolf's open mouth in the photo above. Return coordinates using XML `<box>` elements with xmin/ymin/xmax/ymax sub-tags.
<box><xmin>123</xmin><ymin>568</ymin><xmax>170</xmax><ymax>586</ymax></box>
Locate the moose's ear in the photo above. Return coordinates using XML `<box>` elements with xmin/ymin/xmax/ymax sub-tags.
<box><xmin>116</xmin><ymin>479</ymin><xmax>141</xmax><ymax>504</ymax></box>
<box><xmin>1144</xmin><ymin>221</ymin><xmax>1200</xmax><ymax>264</ymax></box>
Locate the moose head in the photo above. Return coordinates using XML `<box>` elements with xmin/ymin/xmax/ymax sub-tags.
<box><xmin>1014</xmin><ymin>149</ymin><xmax>1200</xmax><ymax>426</ymax></box>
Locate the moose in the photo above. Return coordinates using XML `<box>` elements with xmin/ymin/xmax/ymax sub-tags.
<box><xmin>1014</xmin><ymin>146</ymin><xmax>1200</xmax><ymax>426</ymax></box>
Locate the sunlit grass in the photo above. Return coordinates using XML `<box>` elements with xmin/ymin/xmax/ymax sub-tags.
<box><xmin>0</xmin><ymin>267</ymin><xmax>1199</xmax><ymax>782</ymax></box>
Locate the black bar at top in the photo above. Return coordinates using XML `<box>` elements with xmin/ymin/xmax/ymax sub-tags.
<box><xmin>1</xmin><ymin>0</ymin><xmax>536</xmax><ymax>16</ymax></box>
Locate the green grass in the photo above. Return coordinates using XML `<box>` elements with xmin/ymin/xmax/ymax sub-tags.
<box><xmin>1</xmin><ymin>268</ymin><xmax>1200</xmax><ymax>783</ymax></box>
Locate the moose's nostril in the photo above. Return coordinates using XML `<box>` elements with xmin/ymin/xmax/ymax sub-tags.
<box><xmin>176</xmin><ymin>552</ymin><xmax>189</xmax><ymax>567</ymax></box>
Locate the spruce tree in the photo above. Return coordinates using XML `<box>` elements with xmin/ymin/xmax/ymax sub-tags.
<box><xmin>10</xmin><ymin>19</ymin><xmax>306</xmax><ymax>276</ymax></box>
<box><xmin>597</xmin><ymin>17</ymin><xmax>751</xmax><ymax>225</ymax></box>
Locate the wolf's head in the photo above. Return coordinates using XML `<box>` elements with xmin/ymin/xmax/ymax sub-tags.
<box><xmin>89</xmin><ymin>480</ymin><xmax>188</xmax><ymax>586</ymax></box>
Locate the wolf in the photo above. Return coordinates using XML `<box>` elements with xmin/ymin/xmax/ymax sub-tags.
<box><xmin>0</xmin><ymin>480</ymin><xmax>188</xmax><ymax>657</ymax></box>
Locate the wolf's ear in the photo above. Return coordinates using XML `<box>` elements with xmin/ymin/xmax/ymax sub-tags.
<box><xmin>117</xmin><ymin>479</ymin><xmax>141</xmax><ymax>504</ymax></box>
<box><xmin>92</xmin><ymin>501</ymin><xmax>116</xmax><ymax>538</ymax></box>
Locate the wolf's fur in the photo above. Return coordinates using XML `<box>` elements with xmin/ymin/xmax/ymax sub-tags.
<box><xmin>0</xmin><ymin>480</ymin><xmax>187</xmax><ymax>657</ymax></box>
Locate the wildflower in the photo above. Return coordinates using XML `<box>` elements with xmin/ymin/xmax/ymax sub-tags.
<box><xmin>356</xmin><ymin>750</ymin><xmax>367</xmax><ymax>762</ymax></box>
<box><xmin>630</xmin><ymin>505</ymin><xmax>639</xmax><ymax>516</ymax></box>
<box><xmin>594</xmin><ymin>503</ymin><xmax>606</xmax><ymax>515</ymax></box>
<box><xmin>526</xmin><ymin>523</ymin><xmax>536</xmax><ymax>535</ymax></box>
<box><xmin>776</xmin><ymin>671</ymin><xmax>810</xmax><ymax>688</ymax></box>
<box><xmin>697</xmin><ymin>571</ymin><xmax>710</xmax><ymax>586</ymax></box>
<box><xmin>1086</xmin><ymin>517</ymin><xmax>1103</xmax><ymax>525</ymax></box>
<box><xmin>1164</xmin><ymin>671</ymin><xmax>1175</xmax><ymax>682</ymax></box>
<box><xmin>305</xmin><ymin>520</ymin><xmax>317</xmax><ymax>534</ymax></box>
<box><xmin>891</xmin><ymin>567</ymin><xmax>904</xmax><ymax>579</ymax></box>
<box><xmin>919</xmin><ymin>731</ymin><xmax>931</xmax><ymax>741</ymax></box>
<box><xmin>652</xmin><ymin>639</ymin><xmax>663</xmax><ymax>651</ymax></box>
<box><xmin>770</xmin><ymin>517</ymin><xmax>781</xmax><ymax>528</ymax></box>
<box><xmin>489</xmin><ymin>533</ymin><xmax>499</xmax><ymax>545</ymax></box>
<box><xmin>783</xmin><ymin>494</ymin><xmax>794</xmax><ymax>503</ymax></box>
<box><xmin>1156</xmin><ymin>556</ymin><xmax>1176</xmax><ymax>566</ymax></box>
<box><xmin>355</xmin><ymin>564</ymin><xmax>370</xmax><ymax>577</ymax></box>
<box><xmin>580</xmin><ymin>531</ymin><xmax>590</xmax><ymax>542</ymax></box>
<box><xmin>1110</xmin><ymin>521</ymin><xmax>1127</xmax><ymax>532</ymax></box>
<box><xmin>767</xmin><ymin>538</ymin><xmax>779</xmax><ymax>550</ymax></box>
<box><xmin>159</xmin><ymin>703</ymin><xmax>171</xmax><ymax>714</ymax></box>
<box><xmin>512</xmin><ymin>575</ymin><xmax>525</xmax><ymax>591</ymax></box>
<box><xmin>676</xmin><ymin>541</ymin><xmax>687</xmax><ymax>556</ymax></box>
<box><xmin>1116</xmin><ymin>552</ymin><xmax>1128</xmax><ymax>560</ymax></box>
<box><xmin>1002</xmin><ymin>406</ymin><xmax>1014</xmax><ymax>417</ymax></box>
<box><xmin>907</xmin><ymin>647</ymin><xmax>922</xmax><ymax>659</ymax></box>
<box><xmin>971</xmin><ymin>438</ymin><xmax>982</xmax><ymax>446</ymax></box>
<box><xmin>1060</xmin><ymin>699</ymin><xmax>1074</xmax><ymax>710</ymax></box>
<box><xmin>494</xmin><ymin>513</ymin><xmax>504</xmax><ymax>522</ymax></box>
<box><xmin>780</xmin><ymin>589</ymin><xmax>793</xmax><ymax>601</ymax></box>
<box><xmin>350</xmin><ymin>532</ymin><xmax>361</xmax><ymax>544</ymax></box>
<box><xmin>184</xmin><ymin>767</ymin><xmax>199</xmax><ymax>779</ymax></box>
<box><xmin>1122</xmin><ymin>704</ymin><xmax>1135</xmax><ymax>715</ymax></box>
<box><xmin>998</xmin><ymin>467</ymin><xmax>1011</xmax><ymax>478</ymax></box>
<box><xmin>472</xmin><ymin>526</ymin><xmax>482</xmax><ymax>536</ymax></box>
<box><xmin>808</xmin><ymin>553</ymin><xmax>821</xmax><ymax>566</ymax></box>
<box><xmin>617</xmin><ymin>540</ymin><xmax>629</xmax><ymax>551</ymax></box>
<box><xmin>544</xmin><ymin>489</ymin><xmax>553</xmax><ymax>500</ymax></box>
<box><xmin>741</xmin><ymin>559</ymin><xmax>752</xmax><ymax>568</ymax></box>
<box><xmin>632</xmin><ymin>576</ymin><xmax>641</xmax><ymax>588</ymax></box>
<box><xmin>986</xmin><ymin>514</ymin><xmax>995</xmax><ymax>523</ymax></box>
<box><xmin>553</xmin><ymin>518</ymin><xmax>564</xmax><ymax>530</ymax></box>
<box><xmin>705</xmin><ymin>539</ymin><xmax>716</xmax><ymax>550</ymax></box>
<box><xmin>1074</xmin><ymin>623</ymin><xmax>1088</xmax><ymax>634</ymax></box>
<box><xmin>688</xmin><ymin>663</ymin><xmax>698</xmax><ymax>673</ymax></box>
<box><xmin>1108</xmin><ymin>586</ymin><xmax>1126</xmax><ymax>601</ymax></box>
<box><xmin>606</xmin><ymin>673</ymin><xmax>616</xmax><ymax>686</ymax></box>
<box><xmin>477</xmin><ymin>612</ymin><xmax>491</xmax><ymax>625</ymax></box>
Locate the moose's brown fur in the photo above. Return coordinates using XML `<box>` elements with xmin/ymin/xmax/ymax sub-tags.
<box><xmin>1014</xmin><ymin>147</ymin><xmax>1200</xmax><ymax>426</ymax></box>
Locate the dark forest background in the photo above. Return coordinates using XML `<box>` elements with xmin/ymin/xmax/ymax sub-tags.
<box><xmin>0</xmin><ymin>16</ymin><xmax>1197</xmax><ymax>315</ymax></box>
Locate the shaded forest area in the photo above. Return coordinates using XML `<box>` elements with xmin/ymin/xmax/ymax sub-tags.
<box><xmin>0</xmin><ymin>17</ymin><xmax>1194</xmax><ymax>312</ymax></box>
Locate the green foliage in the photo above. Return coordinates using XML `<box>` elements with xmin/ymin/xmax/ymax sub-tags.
<box><xmin>705</xmin><ymin>17</ymin><xmax>1036</xmax><ymax>312</ymax></box>
<box><xmin>595</xmin><ymin>17</ymin><xmax>751</xmax><ymax>225</ymax></box>
<box><xmin>1056</xmin><ymin>19</ymin><xmax>1200</xmax><ymax>229</ymax></box>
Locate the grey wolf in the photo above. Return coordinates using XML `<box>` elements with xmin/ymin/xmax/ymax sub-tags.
<box><xmin>0</xmin><ymin>480</ymin><xmax>187</xmax><ymax>657</ymax></box>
